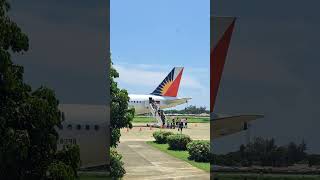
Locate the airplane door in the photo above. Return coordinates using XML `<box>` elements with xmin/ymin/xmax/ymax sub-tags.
<box><xmin>146</xmin><ymin>97</ymin><xmax>152</xmax><ymax>108</ymax></box>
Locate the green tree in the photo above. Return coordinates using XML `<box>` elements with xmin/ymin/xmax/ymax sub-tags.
<box><xmin>55</xmin><ymin>145</ymin><xmax>80</xmax><ymax>178</ymax></box>
<box><xmin>0</xmin><ymin>1</ymin><xmax>79</xmax><ymax>179</ymax></box>
<box><xmin>110</xmin><ymin>61</ymin><xmax>134</xmax><ymax>147</ymax></box>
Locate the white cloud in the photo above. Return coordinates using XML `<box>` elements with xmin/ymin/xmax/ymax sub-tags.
<box><xmin>113</xmin><ymin>63</ymin><xmax>205</xmax><ymax>90</ymax></box>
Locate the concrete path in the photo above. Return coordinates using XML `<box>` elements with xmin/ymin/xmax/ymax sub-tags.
<box><xmin>117</xmin><ymin>141</ymin><xmax>209</xmax><ymax>180</ymax></box>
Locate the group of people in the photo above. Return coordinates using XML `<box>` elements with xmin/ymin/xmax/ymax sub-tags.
<box><xmin>166</xmin><ymin>117</ymin><xmax>188</xmax><ymax>131</ymax></box>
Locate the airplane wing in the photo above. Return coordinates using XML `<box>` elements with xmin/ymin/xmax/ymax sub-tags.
<box><xmin>211</xmin><ymin>113</ymin><xmax>264</xmax><ymax>139</ymax></box>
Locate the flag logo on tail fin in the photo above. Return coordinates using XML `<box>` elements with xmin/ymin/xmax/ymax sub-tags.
<box><xmin>151</xmin><ymin>67</ymin><xmax>184</xmax><ymax>97</ymax></box>
<box><xmin>210</xmin><ymin>16</ymin><xmax>236</xmax><ymax>112</ymax></box>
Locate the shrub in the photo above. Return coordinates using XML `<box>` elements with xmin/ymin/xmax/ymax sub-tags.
<box><xmin>110</xmin><ymin>148</ymin><xmax>126</xmax><ymax>178</ymax></box>
<box><xmin>167</xmin><ymin>134</ymin><xmax>192</xmax><ymax>150</ymax></box>
<box><xmin>46</xmin><ymin>161</ymin><xmax>75</xmax><ymax>180</ymax></box>
<box><xmin>55</xmin><ymin>145</ymin><xmax>80</xmax><ymax>178</ymax></box>
<box><xmin>187</xmin><ymin>140</ymin><xmax>210</xmax><ymax>162</ymax></box>
<box><xmin>307</xmin><ymin>154</ymin><xmax>320</xmax><ymax>167</ymax></box>
<box><xmin>153</xmin><ymin>131</ymin><xmax>174</xmax><ymax>144</ymax></box>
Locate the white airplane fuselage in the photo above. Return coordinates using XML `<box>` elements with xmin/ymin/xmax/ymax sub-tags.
<box><xmin>128</xmin><ymin>94</ymin><xmax>190</xmax><ymax>115</ymax></box>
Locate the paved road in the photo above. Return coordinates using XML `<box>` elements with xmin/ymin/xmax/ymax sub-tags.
<box><xmin>117</xmin><ymin>141</ymin><xmax>209</xmax><ymax>180</ymax></box>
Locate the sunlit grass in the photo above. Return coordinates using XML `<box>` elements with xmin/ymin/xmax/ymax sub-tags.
<box><xmin>146</xmin><ymin>141</ymin><xmax>210</xmax><ymax>172</ymax></box>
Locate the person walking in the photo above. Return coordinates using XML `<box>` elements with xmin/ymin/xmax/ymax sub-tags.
<box><xmin>172</xmin><ymin>118</ymin><xmax>175</xmax><ymax>129</ymax></box>
<box><xmin>176</xmin><ymin>118</ymin><xmax>179</xmax><ymax>128</ymax></box>
<box><xmin>179</xmin><ymin>119</ymin><xmax>183</xmax><ymax>133</ymax></box>
<box><xmin>185</xmin><ymin>118</ymin><xmax>188</xmax><ymax>128</ymax></box>
<box><xmin>181</xmin><ymin>117</ymin><xmax>186</xmax><ymax>128</ymax></box>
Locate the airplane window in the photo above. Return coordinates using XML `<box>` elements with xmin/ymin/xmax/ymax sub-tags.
<box><xmin>133</xmin><ymin>101</ymin><xmax>135</xmax><ymax>103</ymax></box>
<box><xmin>67</xmin><ymin>124</ymin><xmax>72</xmax><ymax>130</ymax></box>
<box><xmin>94</xmin><ymin>125</ymin><xmax>99</xmax><ymax>131</ymax></box>
<box><xmin>76</xmin><ymin>124</ymin><xmax>81</xmax><ymax>130</ymax></box>
<box><xmin>85</xmin><ymin>125</ymin><xmax>90</xmax><ymax>130</ymax></box>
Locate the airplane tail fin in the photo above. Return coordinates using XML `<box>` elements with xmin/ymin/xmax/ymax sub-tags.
<box><xmin>210</xmin><ymin>16</ymin><xmax>236</xmax><ymax>112</ymax></box>
<box><xmin>151</xmin><ymin>67</ymin><xmax>184</xmax><ymax>97</ymax></box>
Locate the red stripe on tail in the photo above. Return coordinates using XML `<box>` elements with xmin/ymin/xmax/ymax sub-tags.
<box><xmin>210</xmin><ymin>19</ymin><xmax>235</xmax><ymax>112</ymax></box>
<box><xmin>164</xmin><ymin>68</ymin><xmax>183</xmax><ymax>97</ymax></box>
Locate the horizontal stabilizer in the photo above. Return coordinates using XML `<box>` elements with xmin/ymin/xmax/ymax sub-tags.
<box><xmin>211</xmin><ymin>113</ymin><xmax>264</xmax><ymax>139</ymax></box>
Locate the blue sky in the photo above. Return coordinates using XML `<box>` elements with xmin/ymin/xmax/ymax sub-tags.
<box><xmin>111</xmin><ymin>0</ymin><xmax>210</xmax><ymax>109</ymax></box>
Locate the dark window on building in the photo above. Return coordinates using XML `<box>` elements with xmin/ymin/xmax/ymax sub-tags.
<box><xmin>60</xmin><ymin>138</ymin><xmax>63</xmax><ymax>144</ymax></box>
<box><xmin>57</xmin><ymin>124</ymin><xmax>63</xmax><ymax>130</ymax></box>
<box><xmin>67</xmin><ymin>124</ymin><xmax>72</xmax><ymax>130</ymax></box>
<box><xmin>85</xmin><ymin>125</ymin><xmax>90</xmax><ymax>130</ymax></box>
<box><xmin>61</xmin><ymin>112</ymin><xmax>65</xmax><ymax>121</ymax></box>
<box><xmin>76</xmin><ymin>124</ymin><xmax>81</xmax><ymax>130</ymax></box>
<box><xmin>94</xmin><ymin>125</ymin><xmax>99</xmax><ymax>131</ymax></box>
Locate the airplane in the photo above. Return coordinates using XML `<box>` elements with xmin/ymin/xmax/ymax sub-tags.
<box><xmin>210</xmin><ymin>16</ymin><xmax>264</xmax><ymax>139</ymax></box>
<box><xmin>128</xmin><ymin>67</ymin><xmax>191</xmax><ymax>124</ymax></box>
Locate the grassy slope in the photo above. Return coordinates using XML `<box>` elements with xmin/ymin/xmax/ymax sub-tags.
<box><xmin>133</xmin><ymin>116</ymin><xmax>209</xmax><ymax>123</ymax></box>
<box><xmin>146</xmin><ymin>141</ymin><xmax>210</xmax><ymax>172</ymax></box>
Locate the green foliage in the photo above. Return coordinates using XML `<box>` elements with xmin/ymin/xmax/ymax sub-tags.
<box><xmin>213</xmin><ymin>137</ymin><xmax>308</xmax><ymax>167</ymax></box>
<box><xmin>56</xmin><ymin>145</ymin><xmax>80</xmax><ymax>178</ymax></box>
<box><xmin>46</xmin><ymin>161</ymin><xmax>75</xmax><ymax>180</ymax></box>
<box><xmin>0</xmin><ymin>1</ymin><xmax>79</xmax><ymax>179</ymax></box>
<box><xmin>307</xmin><ymin>154</ymin><xmax>320</xmax><ymax>167</ymax></box>
<box><xmin>110</xmin><ymin>61</ymin><xmax>134</xmax><ymax>147</ymax></box>
<box><xmin>133</xmin><ymin>116</ymin><xmax>209</xmax><ymax>123</ymax></box>
<box><xmin>213</xmin><ymin>154</ymin><xmax>239</xmax><ymax>166</ymax></box>
<box><xmin>153</xmin><ymin>131</ymin><xmax>174</xmax><ymax>144</ymax></box>
<box><xmin>187</xmin><ymin>140</ymin><xmax>210</xmax><ymax>162</ymax></box>
<box><xmin>165</xmin><ymin>105</ymin><xmax>209</xmax><ymax>115</ymax></box>
<box><xmin>167</xmin><ymin>134</ymin><xmax>192</xmax><ymax>150</ymax></box>
<box><xmin>110</xmin><ymin>148</ymin><xmax>125</xmax><ymax>178</ymax></box>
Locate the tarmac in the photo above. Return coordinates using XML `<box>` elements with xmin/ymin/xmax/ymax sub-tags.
<box><xmin>117</xmin><ymin>123</ymin><xmax>210</xmax><ymax>180</ymax></box>
<box><xmin>120</xmin><ymin>123</ymin><xmax>210</xmax><ymax>142</ymax></box>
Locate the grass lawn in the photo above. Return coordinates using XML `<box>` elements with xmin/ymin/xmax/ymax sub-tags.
<box><xmin>146</xmin><ymin>141</ymin><xmax>210</xmax><ymax>172</ymax></box>
<box><xmin>214</xmin><ymin>173</ymin><xmax>320</xmax><ymax>180</ymax></box>
<box><xmin>134</xmin><ymin>116</ymin><xmax>209</xmax><ymax>123</ymax></box>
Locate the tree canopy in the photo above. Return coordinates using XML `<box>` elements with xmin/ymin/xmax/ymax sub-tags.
<box><xmin>0</xmin><ymin>1</ymin><xmax>79</xmax><ymax>179</ymax></box>
<box><xmin>110</xmin><ymin>60</ymin><xmax>134</xmax><ymax>147</ymax></box>
<box><xmin>165</xmin><ymin>105</ymin><xmax>209</xmax><ymax>115</ymax></box>
<box><xmin>214</xmin><ymin>137</ymin><xmax>308</xmax><ymax>167</ymax></box>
